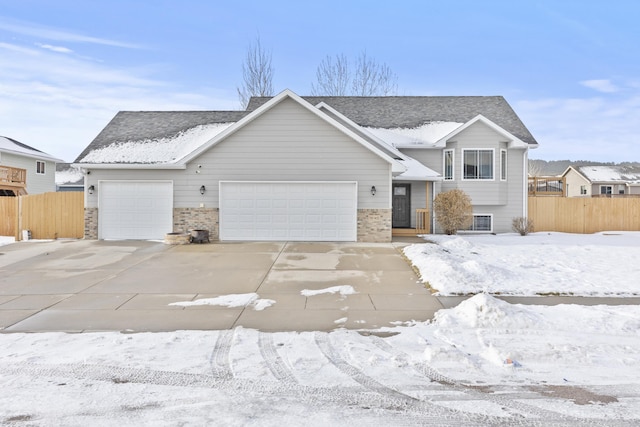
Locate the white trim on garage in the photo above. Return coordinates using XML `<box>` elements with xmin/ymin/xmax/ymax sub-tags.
<box><xmin>219</xmin><ymin>181</ymin><xmax>358</xmax><ymax>241</ymax></box>
<box><xmin>98</xmin><ymin>180</ymin><xmax>173</xmax><ymax>240</ymax></box>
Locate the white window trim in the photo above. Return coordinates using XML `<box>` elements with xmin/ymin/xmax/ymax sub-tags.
<box><xmin>443</xmin><ymin>149</ymin><xmax>454</xmax><ymax>181</ymax></box>
<box><xmin>500</xmin><ymin>149</ymin><xmax>507</xmax><ymax>181</ymax></box>
<box><xmin>461</xmin><ymin>148</ymin><xmax>495</xmax><ymax>181</ymax></box>
<box><xmin>36</xmin><ymin>160</ymin><xmax>45</xmax><ymax>175</ymax></box>
<box><xmin>461</xmin><ymin>213</ymin><xmax>493</xmax><ymax>233</ymax></box>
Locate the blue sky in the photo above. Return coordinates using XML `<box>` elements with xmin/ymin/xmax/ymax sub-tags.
<box><xmin>1</xmin><ymin>0</ymin><xmax>639</xmax><ymax>163</ymax></box>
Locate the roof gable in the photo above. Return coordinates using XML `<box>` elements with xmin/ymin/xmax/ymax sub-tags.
<box><xmin>247</xmin><ymin>95</ymin><xmax>538</xmax><ymax>146</ymax></box>
<box><xmin>434</xmin><ymin>115</ymin><xmax>529</xmax><ymax>148</ymax></box>
<box><xmin>181</xmin><ymin>90</ymin><xmax>405</xmax><ymax>171</ymax></box>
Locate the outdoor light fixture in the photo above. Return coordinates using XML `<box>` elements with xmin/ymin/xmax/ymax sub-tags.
<box><xmin>200</xmin><ymin>185</ymin><xmax>206</xmax><ymax>195</ymax></box>
<box><xmin>371</xmin><ymin>186</ymin><xmax>377</xmax><ymax>196</ymax></box>
<box><xmin>88</xmin><ymin>185</ymin><xmax>95</xmax><ymax>195</ymax></box>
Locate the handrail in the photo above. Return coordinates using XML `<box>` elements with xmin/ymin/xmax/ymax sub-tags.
<box><xmin>0</xmin><ymin>165</ymin><xmax>27</xmax><ymax>185</ymax></box>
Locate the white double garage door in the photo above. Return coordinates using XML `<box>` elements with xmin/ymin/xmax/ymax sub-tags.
<box><xmin>99</xmin><ymin>181</ymin><xmax>358</xmax><ymax>241</ymax></box>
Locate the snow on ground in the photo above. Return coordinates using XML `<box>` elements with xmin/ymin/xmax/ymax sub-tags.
<box><xmin>169</xmin><ymin>293</ymin><xmax>275</xmax><ymax>311</ymax></box>
<box><xmin>0</xmin><ymin>236</ymin><xmax>15</xmax><ymax>246</ymax></box>
<box><xmin>404</xmin><ymin>231</ymin><xmax>640</xmax><ymax>296</ymax></box>
<box><xmin>301</xmin><ymin>285</ymin><xmax>357</xmax><ymax>297</ymax></box>
<box><xmin>1</xmin><ymin>232</ymin><xmax>640</xmax><ymax>424</ymax></box>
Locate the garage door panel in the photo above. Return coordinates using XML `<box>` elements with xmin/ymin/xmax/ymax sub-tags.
<box><xmin>220</xmin><ymin>182</ymin><xmax>357</xmax><ymax>241</ymax></box>
<box><xmin>99</xmin><ymin>181</ymin><xmax>173</xmax><ymax>240</ymax></box>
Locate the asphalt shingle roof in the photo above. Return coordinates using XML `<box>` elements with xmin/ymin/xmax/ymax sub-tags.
<box><xmin>74</xmin><ymin>111</ymin><xmax>249</xmax><ymax>163</ymax></box>
<box><xmin>76</xmin><ymin>94</ymin><xmax>537</xmax><ymax>164</ymax></box>
<box><xmin>248</xmin><ymin>96</ymin><xmax>537</xmax><ymax>145</ymax></box>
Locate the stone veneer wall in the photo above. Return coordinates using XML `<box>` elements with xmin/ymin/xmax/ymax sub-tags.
<box><xmin>173</xmin><ymin>208</ymin><xmax>219</xmax><ymax>240</ymax></box>
<box><xmin>357</xmin><ymin>208</ymin><xmax>392</xmax><ymax>242</ymax></box>
<box><xmin>84</xmin><ymin>208</ymin><xmax>98</xmax><ymax>239</ymax></box>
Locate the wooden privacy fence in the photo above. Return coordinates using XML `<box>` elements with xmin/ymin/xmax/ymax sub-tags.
<box><xmin>529</xmin><ymin>196</ymin><xmax>640</xmax><ymax>234</ymax></box>
<box><xmin>0</xmin><ymin>192</ymin><xmax>84</xmax><ymax>240</ymax></box>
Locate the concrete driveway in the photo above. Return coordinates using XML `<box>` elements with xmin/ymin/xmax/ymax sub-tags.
<box><xmin>0</xmin><ymin>239</ymin><xmax>443</xmax><ymax>333</ymax></box>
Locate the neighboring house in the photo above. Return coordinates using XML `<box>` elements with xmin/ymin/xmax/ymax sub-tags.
<box><xmin>562</xmin><ymin>165</ymin><xmax>640</xmax><ymax>197</ymax></box>
<box><xmin>0</xmin><ymin>136</ymin><xmax>62</xmax><ymax>196</ymax></box>
<box><xmin>74</xmin><ymin>89</ymin><xmax>538</xmax><ymax>242</ymax></box>
<box><xmin>55</xmin><ymin>163</ymin><xmax>85</xmax><ymax>192</ymax></box>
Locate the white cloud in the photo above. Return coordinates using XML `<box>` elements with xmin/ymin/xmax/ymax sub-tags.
<box><xmin>36</xmin><ymin>43</ymin><xmax>73</xmax><ymax>54</ymax></box>
<box><xmin>0</xmin><ymin>40</ymin><xmax>236</xmax><ymax>162</ymax></box>
<box><xmin>0</xmin><ymin>17</ymin><xmax>142</xmax><ymax>49</ymax></box>
<box><xmin>516</xmin><ymin>93</ymin><xmax>640</xmax><ymax>162</ymax></box>
<box><xmin>580</xmin><ymin>79</ymin><xmax>619</xmax><ymax>93</ymax></box>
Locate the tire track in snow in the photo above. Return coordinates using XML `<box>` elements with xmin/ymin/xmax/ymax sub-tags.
<box><xmin>210</xmin><ymin>329</ymin><xmax>234</xmax><ymax>380</ymax></box>
<box><xmin>370</xmin><ymin>335</ymin><xmax>581</xmax><ymax>422</ymax></box>
<box><xmin>258</xmin><ymin>332</ymin><xmax>298</xmax><ymax>384</ymax></box>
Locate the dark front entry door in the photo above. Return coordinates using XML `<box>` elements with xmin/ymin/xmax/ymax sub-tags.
<box><xmin>392</xmin><ymin>184</ymin><xmax>411</xmax><ymax>228</ymax></box>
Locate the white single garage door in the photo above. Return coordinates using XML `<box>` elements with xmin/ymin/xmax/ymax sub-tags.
<box><xmin>99</xmin><ymin>181</ymin><xmax>173</xmax><ymax>240</ymax></box>
<box><xmin>220</xmin><ymin>181</ymin><xmax>357</xmax><ymax>241</ymax></box>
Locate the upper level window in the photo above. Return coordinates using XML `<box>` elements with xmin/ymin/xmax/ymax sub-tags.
<box><xmin>600</xmin><ymin>185</ymin><xmax>612</xmax><ymax>195</ymax></box>
<box><xmin>36</xmin><ymin>161</ymin><xmax>45</xmax><ymax>175</ymax></box>
<box><xmin>580</xmin><ymin>185</ymin><xmax>587</xmax><ymax>195</ymax></box>
<box><xmin>463</xmin><ymin>149</ymin><xmax>493</xmax><ymax>180</ymax></box>
<box><xmin>443</xmin><ymin>149</ymin><xmax>454</xmax><ymax>180</ymax></box>
<box><xmin>500</xmin><ymin>149</ymin><xmax>507</xmax><ymax>181</ymax></box>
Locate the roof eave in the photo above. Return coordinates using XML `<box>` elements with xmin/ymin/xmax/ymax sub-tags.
<box><xmin>72</xmin><ymin>163</ymin><xmax>186</xmax><ymax>170</ymax></box>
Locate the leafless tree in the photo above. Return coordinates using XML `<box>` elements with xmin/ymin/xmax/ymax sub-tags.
<box><xmin>352</xmin><ymin>51</ymin><xmax>398</xmax><ymax>96</ymax></box>
<box><xmin>311</xmin><ymin>51</ymin><xmax>398</xmax><ymax>96</ymax></box>
<box><xmin>237</xmin><ymin>37</ymin><xmax>274</xmax><ymax>108</ymax></box>
<box><xmin>311</xmin><ymin>54</ymin><xmax>350</xmax><ymax>96</ymax></box>
<box><xmin>528</xmin><ymin>159</ymin><xmax>545</xmax><ymax>177</ymax></box>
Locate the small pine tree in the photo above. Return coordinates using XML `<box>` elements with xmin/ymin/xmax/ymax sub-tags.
<box><xmin>433</xmin><ymin>189</ymin><xmax>473</xmax><ymax>235</ymax></box>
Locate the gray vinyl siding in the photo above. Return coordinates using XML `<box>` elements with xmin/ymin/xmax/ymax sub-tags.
<box><xmin>400</xmin><ymin>121</ymin><xmax>528</xmax><ymax>234</ymax></box>
<box><xmin>1</xmin><ymin>152</ymin><xmax>56</xmax><ymax>194</ymax></box>
<box><xmin>85</xmin><ymin>98</ymin><xmax>392</xmax><ymax>210</ymax></box>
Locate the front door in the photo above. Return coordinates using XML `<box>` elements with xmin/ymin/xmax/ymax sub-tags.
<box><xmin>392</xmin><ymin>184</ymin><xmax>411</xmax><ymax>228</ymax></box>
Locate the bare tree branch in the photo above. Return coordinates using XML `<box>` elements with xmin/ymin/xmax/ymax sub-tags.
<box><xmin>312</xmin><ymin>51</ymin><xmax>398</xmax><ymax>96</ymax></box>
<box><xmin>237</xmin><ymin>37</ymin><xmax>274</xmax><ymax>108</ymax></box>
<box><xmin>311</xmin><ymin>54</ymin><xmax>350</xmax><ymax>96</ymax></box>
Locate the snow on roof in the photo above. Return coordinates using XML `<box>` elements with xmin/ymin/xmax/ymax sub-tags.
<box><xmin>395</xmin><ymin>156</ymin><xmax>441</xmax><ymax>181</ymax></box>
<box><xmin>79</xmin><ymin>123</ymin><xmax>234</xmax><ymax>164</ymax></box>
<box><xmin>578</xmin><ymin>165</ymin><xmax>640</xmax><ymax>183</ymax></box>
<box><xmin>55</xmin><ymin>164</ymin><xmax>84</xmax><ymax>185</ymax></box>
<box><xmin>365</xmin><ymin>122</ymin><xmax>463</xmax><ymax>147</ymax></box>
<box><xmin>0</xmin><ymin>136</ymin><xmax>61</xmax><ymax>162</ymax></box>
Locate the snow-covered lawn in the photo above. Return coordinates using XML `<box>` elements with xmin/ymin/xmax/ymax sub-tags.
<box><xmin>404</xmin><ymin>231</ymin><xmax>640</xmax><ymax>296</ymax></box>
<box><xmin>1</xmin><ymin>232</ymin><xmax>640</xmax><ymax>424</ymax></box>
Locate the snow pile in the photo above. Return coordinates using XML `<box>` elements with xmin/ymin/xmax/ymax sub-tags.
<box><xmin>301</xmin><ymin>285</ymin><xmax>357</xmax><ymax>296</ymax></box>
<box><xmin>404</xmin><ymin>232</ymin><xmax>640</xmax><ymax>296</ymax></box>
<box><xmin>366</xmin><ymin>121</ymin><xmax>462</xmax><ymax>146</ymax></box>
<box><xmin>80</xmin><ymin>123</ymin><xmax>234</xmax><ymax>164</ymax></box>
<box><xmin>169</xmin><ymin>293</ymin><xmax>275</xmax><ymax>311</ymax></box>
<box><xmin>0</xmin><ymin>236</ymin><xmax>15</xmax><ymax>246</ymax></box>
<box><xmin>406</xmin><ymin>293</ymin><xmax>640</xmax><ymax>386</ymax></box>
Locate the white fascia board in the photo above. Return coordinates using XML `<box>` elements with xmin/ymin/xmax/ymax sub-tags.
<box><xmin>72</xmin><ymin>163</ymin><xmax>186</xmax><ymax>170</ymax></box>
<box><xmin>1</xmin><ymin>148</ymin><xmax>64</xmax><ymax>163</ymax></box>
<box><xmin>434</xmin><ymin>114</ymin><xmax>530</xmax><ymax>149</ymax></box>
<box><xmin>315</xmin><ymin>102</ymin><xmax>407</xmax><ymax>174</ymax></box>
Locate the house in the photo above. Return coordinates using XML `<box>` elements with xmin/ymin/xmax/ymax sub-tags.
<box><xmin>562</xmin><ymin>165</ymin><xmax>640</xmax><ymax>197</ymax></box>
<box><xmin>55</xmin><ymin>163</ymin><xmax>85</xmax><ymax>192</ymax></box>
<box><xmin>74</xmin><ymin>89</ymin><xmax>538</xmax><ymax>242</ymax></box>
<box><xmin>0</xmin><ymin>136</ymin><xmax>62</xmax><ymax>196</ymax></box>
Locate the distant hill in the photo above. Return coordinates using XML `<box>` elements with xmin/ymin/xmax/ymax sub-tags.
<box><xmin>528</xmin><ymin>159</ymin><xmax>640</xmax><ymax>176</ymax></box>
